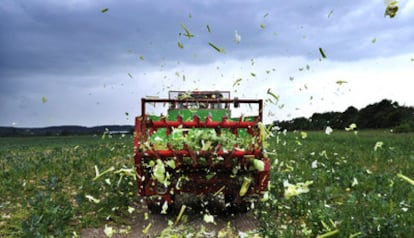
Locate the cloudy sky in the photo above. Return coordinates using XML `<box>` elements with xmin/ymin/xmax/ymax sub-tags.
<box><xmin>1</xmin><ymin>0</ymin><xmax>413</xmax><ymax>127</ymax></box>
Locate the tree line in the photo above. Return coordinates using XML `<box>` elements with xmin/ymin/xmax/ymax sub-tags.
<box><xmin>274</xmin><ymin>99</ymin><xmax>414</xmax><ymax>132</ymax></box>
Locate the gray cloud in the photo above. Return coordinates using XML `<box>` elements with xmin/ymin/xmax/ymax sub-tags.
<box><xmin>1</xmin><ymin>0</ymin><xmax>413</xmax><ymax>126</ymax></box>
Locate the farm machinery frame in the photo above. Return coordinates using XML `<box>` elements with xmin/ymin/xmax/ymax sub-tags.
<box><xmin>133</xmin><ymin>91</ymin><xmax>270</xmax><ymax>212</ymax></box>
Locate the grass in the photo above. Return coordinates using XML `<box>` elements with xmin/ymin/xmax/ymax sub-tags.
<box><xmin>0</xmin><ymin>130</ymin><xmax>413</xmax><ymax>237</ymax></box>
<box><xmin>259</xmin><ymin>129</ymin><xmax>414</xmax><ymax>237</ymax></box>
<box><xmin>0</xmin><ymin>135</ymin><xmax>138</xmax><ymax>237</ymax></box>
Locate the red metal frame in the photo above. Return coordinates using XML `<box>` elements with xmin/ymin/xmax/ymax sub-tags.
<box><xmin>134</xmin><ymin>92</ymin><xmax>269</xmax><ymax>205</ymax></box>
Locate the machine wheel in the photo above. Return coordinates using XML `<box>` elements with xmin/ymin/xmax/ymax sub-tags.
<box><xmin>224</xmin><ymin>194</ymin><xmax>248</xmax><ymax>214</ymax></box>
<box><xmin>146</xmin><ymin>195</ymin><xmax>175</xmax><ymax>214</ymax></box>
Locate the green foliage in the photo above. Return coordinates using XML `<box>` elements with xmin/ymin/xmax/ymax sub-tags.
<box><xmin>1</xmin><ymin>131</ymin><xmax>413</xmax><ymax>237</ymax></box>
<box><xmin>257</xmin><ymin>130</ymin><xmax>414</xmax><ymax>237</ymax></box>
<box><xmin>0</xmin><ymin>135</ymin><xmax>138</xmax><ymax>237</ymax></box>
<box><xmin>394</xmin><ymin>120</ymin><xmax>414</xmax><ymax>133</ymax></box>
<box><xmin>21</xmin><ymin>176</ymin><xmax>73</xmax><ymax>237</ymax></box>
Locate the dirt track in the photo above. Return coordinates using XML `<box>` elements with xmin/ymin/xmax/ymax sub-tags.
<box><xmin>80</xmin><ymin>195</ymin><xmax>260</xmax><ymax>237</ymax></box>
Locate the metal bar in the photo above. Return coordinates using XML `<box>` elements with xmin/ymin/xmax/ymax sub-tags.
<box><xmin>142</xmin><ymin>98</ymin><xmax>261</xmax><ymax>104</ymax></box>
<box><xmin>141</xmin><ymin>98</ymin><xmax>146</xmax><ymax>116</ymax></box>
<box><xmin>258</xmin><ymin>99</ymin><xmax>263</xmax><ymax>121</ymax></box>
<box><xmin>141</xmin><ymin>148</ymin><xmax>262</xmax><ymax>158</ymax></box>
<box><xmin>149</xmin><ymin>118</ymin><xmax>257</xmax><ymax>129</ymax></box>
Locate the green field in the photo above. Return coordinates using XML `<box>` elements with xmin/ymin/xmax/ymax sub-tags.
<box><xmin>0</xmin><ymin>130</ymin><xmax>413</xmax><ymax>237</ymax></box>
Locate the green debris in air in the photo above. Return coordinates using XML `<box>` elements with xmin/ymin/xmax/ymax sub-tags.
<box><xmin>233</xmin><ymin>78</ymin><xmax>242</xmax><ymax>87</ymax></box>
<box><xmin>267</xmin><ymin>88</ymin><xmax>279</xmax><ymax>103</ymax></box>
<box><xmin>206</xmin><ymin>24</ymin><xmax>211</xmax><ymax>33</ymax></box>
<box><xmin>384</xmin><ymin>1</ymin><xmax>399</xmax><ymax>18</ymax></box>
<box><xmin>101</xmin><ymin>8</ymin><xmax>108</xmax><ymax>13</ymax></box>
<box><xmin>336</xmin><ymin>80</ymin><xmax>348</xmax><ymax>85</ymax></box>
<box><xmin>41</xmin><ymin>96</ymin><xmax>47</xmax><ymax>103</ymax></box>
<box><xmin>179</xmin><ymin>23</ymin><xmax>195</xmax><ymax>38</ymax></box>
<box><xmin>208</xmin><ymin>42</ymin><xmax>224</xmax><ymax>53</ymax></box>
<box><xmin>177</xmin><ymin>41</ymin><xmax>184</xmax><ymax>49</ymax></box>
<box><xmin>319</xmin><ymin>47</ymin><xmax>327</xmax><ymax>58</ymax></box>
<box><xmin>239</xmin><ymin>177</ymin><xmax>252</xmax><ymax>196</ymax></box>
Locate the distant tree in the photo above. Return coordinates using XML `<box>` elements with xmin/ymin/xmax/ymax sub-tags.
<box><xmin>310</xmin><ymin>112</ymin><xmax>341</xmax><ymax>129</ymax></box>
<box><xmin>340</xmin><ymin>106</ymin><xmax>359</xmax><ymax>128</ymax></box>
<box><xmin>274</xmin><ymin>99</ymin><xmax>413</xmax><ymax>131</ymax></box>
<box><xmin>358</xmin><ymin>99</ymin><xmax>395</xmax><ymax>128</ymax></box>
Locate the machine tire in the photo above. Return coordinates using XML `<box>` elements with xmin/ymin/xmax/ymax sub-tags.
<box><xmin>224</xmin><ymin>194</ymin><xmax>248</xmax><ymax>215</ymax></box>
<box><xmin>146</xmin><ymin>195</ymin><xmax>175</xmax><ymax>214</ymax></box>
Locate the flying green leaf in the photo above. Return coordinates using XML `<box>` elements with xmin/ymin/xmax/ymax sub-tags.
<box><xmin>165</xmin><ymin>159</ymin><xmax>176</xmax><ymax>169</ymax></box>
<box><xmin>139</xmin><ymin>55</ymin><xmax>144</xmax><ymax>60</ymax></box>
<box><xmin>374</xmin><ymin>141</ymin><xmax>384</xmax><ymax>151</ymax></box>
<box><xmin>153</xmin><ymin>159</ymin><xmax>166</xmax><ymax>183</ymax></box>
<box><xmin>336</xmin><ymin>80</ymin><xmax>348</xmax><ymax>85</ymax></box>
<box><xmin>384</xmin><ymin>1</ymin><xmax>399</xmax><ymax>18</ymax></box>
<box><xmin>260</xmin><ymin>23</ymin><xmax>266</xmax><ymax>29</ymax></box>
<box><xmin>41</xmin><ymin>96</ymin><xmax>47</xmax><ymax>103</ymax></box>
<box><xmin>319</xmin><ymin>47</ymin><xmax>327</xmax><ymax>58</ymax></box>
<box><xmin>101</xmin><ymin>8</ymin><xmax>109</xmax><ymax>13</ymax></box>
<box><xmin>233</xmin><ymin>78</ymin><xmax>242</xmax><ymax>87</ymax></box>
<box><xmin>345</xmin><ymin>123</ymin><xmax>357</xmax><ymax>131</ymax></box>
<box><xmin>161</xmin><ymin>201</ymin><xmax>168</xmax><ymax>214</ymax></box>
<box><xmin>251</xmin><ymin>159</ymin><xmax>265</xmax><ymax>172</ymax></box>
<box><xmin>372</xmin><ymin>38</ymin><xmax>377</xmax><ymax>43</ymax></box>
<box><xmin>328</xmin><ymin>10</ymin><xmax>334</xmax><ymax>18</ymax></box>
<box><xmin>301</xmin><ymin>131</ymin><xmax>308</xmax><ymax>139</ymax></box>
<box><xmin>128</xmin><ymin>73</ymin><xmax>133</xmax><ymax>79</ymax></box>
<box><xmin>267</xmin><ymin>88</ymin><xmax>279</xmax><ymax>103</ymax></box>
<box><xmin>175</xmin><ymin>205</ymin><xmax>186</xmax><ymax>225</ymax></box>
<box><xmin>177</xmin><ymin>41</ymin><xmax>184</xmax><ymax>49</ymax></box>
<box><xmin>179</xmin><ymin>23</ymin><xmax>195</xmax><ymax>38</ymax></box>
<box><xmin>263</xmin><ymin>13</ymin><xmax>269</xmax><ymax>18</ymax></box>
<box><xmin>208</xmin><ymin>42</ymin><xmax>224</xmax><ymax>53</ymax></box>
<box><xmin>250</xmin><ymin>72</ymin><xmax>256</xmax><ymax>77</ymax></box>
<box><xmin>240</xmin><ymin>176</ymin><xmax>252</xmax><ymax>196</ymax></box>
<box><xmin>206</xmin><ymin>24</ymin><xmax>211</xmax><ymax>33</ymax></box>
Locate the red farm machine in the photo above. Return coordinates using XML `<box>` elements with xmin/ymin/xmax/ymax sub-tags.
<box><xmin>133</xmin><ymin>91</ymin><xmax>270</xmax><ymax>213</ymax></box>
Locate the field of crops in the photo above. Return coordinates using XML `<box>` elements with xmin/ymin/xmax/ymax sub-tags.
<box><xmin>0</xmin><ymin>130</ymin><xmax>413</xmax><ymax>237</ymax></box>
